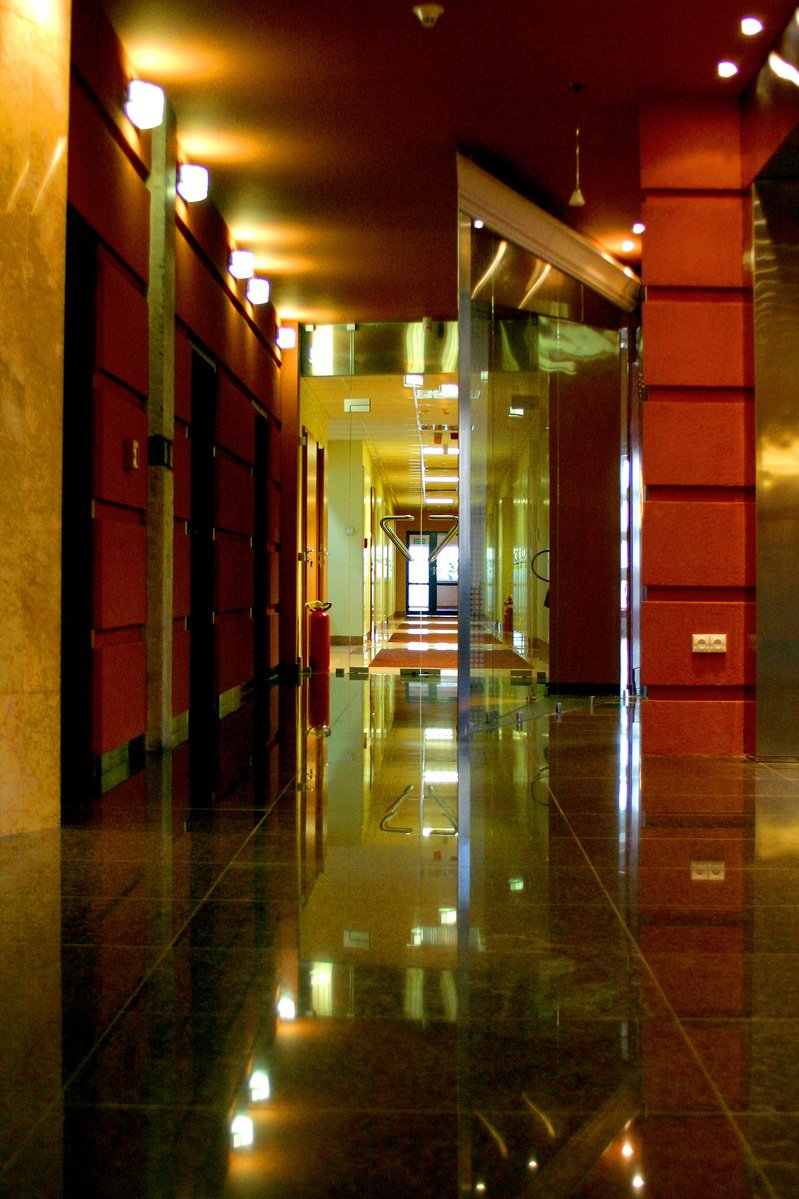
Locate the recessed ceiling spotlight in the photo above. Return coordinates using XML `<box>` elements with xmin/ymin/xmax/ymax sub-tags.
<box><xmin>473</xmin><ymin>219</ymin><xmax>485</xmax><ymax>229</ymax></box>
<box><xmin>741</xmin><ymin>16</ymin><xmax>764</xmax><ymax>35</ymax></box>
<box><xmin>622</xmin><ymin>239</ymin><xmax>636</xmax><ymax>252</ymax></box>
<box><xmin>717</xmin><ymin>60</ymin><xmax>739</xmax><ymax>78</ymax></box>
<box><xmin>632</xmin><ymin>222</ymin><xmax>646</xmax><ymax>235</ymax></box>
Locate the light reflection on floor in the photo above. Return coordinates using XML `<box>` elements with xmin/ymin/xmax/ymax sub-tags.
<box><xmin>1</xmin><ymin>674</ymin><xmax>799</xmax><ymax>1196</ymax></box>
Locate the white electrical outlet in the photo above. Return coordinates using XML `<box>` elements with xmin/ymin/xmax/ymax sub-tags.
<box><xmin>690</xmin><ymin>860</ymin><xmax>726</xmax><ymax>881</ymax></box>
<box><xmin>692</xmin><ymin>633</ymin><xmax>727</xmax><ymax>654</ymax></box>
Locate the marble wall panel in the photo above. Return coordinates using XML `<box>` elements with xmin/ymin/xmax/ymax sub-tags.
<box><xmin>0</xmin><ymin>0</ymin><xmax>71</xmax><ymax>834</ymax></box>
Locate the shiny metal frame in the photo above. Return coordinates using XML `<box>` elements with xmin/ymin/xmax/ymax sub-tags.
<box><xmin>753</xmin><ymin>181</ymin><xmax>799</xmax><ymax>756</ymax></box>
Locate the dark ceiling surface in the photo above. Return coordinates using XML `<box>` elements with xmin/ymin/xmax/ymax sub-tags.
<box><xmin>101</xmin><ymin>0</ymin><xmax>798</xmax><ymax>324</ymax></box>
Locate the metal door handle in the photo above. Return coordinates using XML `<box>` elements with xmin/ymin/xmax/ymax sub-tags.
<box><xmin>429</xmin><ymin>515</ymin><xmax>459</xmax><ymax>563</ymax></box>
<box><xmin>380</xmin><ymin>515</ymin><xmax>414</xmax><ymax>560</ymax></box>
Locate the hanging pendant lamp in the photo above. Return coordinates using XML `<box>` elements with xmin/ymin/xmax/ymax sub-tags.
<box><xmin>569</xmin><ymin>126</ymin><xmax>585</xmax><ymax>208</ymax></box>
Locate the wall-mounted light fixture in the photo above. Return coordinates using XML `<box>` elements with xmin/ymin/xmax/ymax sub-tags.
<box><xmin>177</xmin><ymin>163</ymin><xmax>209</xmax><ymax>203</ymax></box>
<box><xmin>246</xmin><ymin>277</ymin><xmax>271</xmax><ymax>305</ymax></box>
<box><xmin>769</xmin><ymin>51</ymin><xmax>799</xmax><ymax>87</ymax></box>
<box><xmin>228</xmin><ymin>249</ymin><xmax>255</xmax><ymax>280</ymax></box>
<box><xmin>123</xmin><ymin>80</ymin><xmax>165</xmax><ymax>130</ymax></box>
<box><xmin>276</xmin><ymin>326</ymin><xmax>297</xmax><ymax>350</ymax></box>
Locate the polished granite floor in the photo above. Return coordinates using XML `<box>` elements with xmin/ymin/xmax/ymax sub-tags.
<box><xmin>2</xmin><ymin>674</ymin><xmax>799</xmax><ymax>1197</ymax></box>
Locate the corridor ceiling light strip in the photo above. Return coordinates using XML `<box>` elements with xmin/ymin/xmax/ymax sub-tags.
<box><xmin>124</xmin><ymin>80</ymin><xmax>165</xmax><ymax>130</ymax></box>
<box><xmin>769</xmin><ymin>50</ymin><xmax>799</xmax><ymax>86</ymax></box>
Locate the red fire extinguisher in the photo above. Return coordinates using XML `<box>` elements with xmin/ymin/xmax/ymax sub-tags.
<box><xmin>503</xmin><ymin>595</ymin><xmax>513</xmax><ymax>635</ymax></box>
<box><xmin>306</xmin><ymin>600</ymin><xmax>332</xmax><ymax>672</ymax></box>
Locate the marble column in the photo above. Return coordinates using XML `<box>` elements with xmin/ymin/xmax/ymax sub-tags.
<box><xmin>0</xmin><ymin>0</ymin><xmax>71</xmax><ymax>833</ymax></box>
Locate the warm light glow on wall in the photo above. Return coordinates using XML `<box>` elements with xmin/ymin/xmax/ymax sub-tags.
<box><xmin>124</xmin><ymin>80</ymin><xmax>165</xmax><ymax>130</ymax></box>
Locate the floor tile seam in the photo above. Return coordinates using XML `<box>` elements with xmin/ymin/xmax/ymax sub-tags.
<box><xmin>546</xmin><ymin>778</ymin><xmax>780</xmax><ymax>1199</ymax></box>
<box><xmin>0</xmin><ymin>767</ymin><xmax>300</xmax><ymax>1186</ymax></box>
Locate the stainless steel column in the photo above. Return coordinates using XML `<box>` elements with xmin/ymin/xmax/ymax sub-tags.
<box><xmin>753</xmin><ymin>181</ymin><xmax>799</xmax><ymax>757</ymax></box>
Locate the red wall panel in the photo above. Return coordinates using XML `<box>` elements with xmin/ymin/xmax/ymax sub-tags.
<box><xmin>642</xmin><ymin>195</ymin><xmax>747</xmax><ymax>289</ymax></box>
<box><xmin>94</xmin><ymin>518</ymin><xmax>147</xmax><ymax>629</ymax></box>
<box><xmin>643</xmin><ymin>401</ymin><xmax>754</xmax><ymax>488</ymax></box>
<box><xmin>173</xmin><ymin>524</ymin><xmax>191</xmax><ymax>618</ymax></box>
<box><xmin>92</xmin><ymin>639</ymin><xmax>147</xmax><ymax>754</ymax></box>
<box><xmin>639</xmin><ymin>99</ymin><xmax>742</xmax><ymax>191</ymax></box>
<box><xmin>215</xmin><ymin>455</ymin><xmax>254</xmax><ymax>537</ymax></box>
<box><xmin>215</xmin><ymin>615</ymin><xmax>254</xmax><ymax>694</ymax></box>
<box><xmin>216</xmin><ymin>373</ymin><xmax>255</xmax><ymax>464</ymax></box>
<box><xmin>67</xmin><ymin>80</ymin><xmax>150</xmax><ymax>284</ymax></box>
<box><xmin>643</xmin><ymin>698</ymin><xmax>753</xmax><ymax>755</ymax></box>
<box><xmin>96</xmin><ymin>254</ymin><xmax>149</xmax><ymax>395</ymax></box>
<box><xmin>643</xmin><ymin>299</ymin><xmax>752</xmax><ymax>390</ymax></box>
<box><xmin>93</xmin><ymin>378</ymin><xmax>148</xmax><ymax>509</ymax></box>
<box><xmin>642</xmin><ymin>601</ymin><xmax>755</xmax><ymax>687</ymax></box>
<box><xmin>643</xmin><ymin>501</ymin><xmax>754</xmax><ymax>588</ymax></box>
<box><xmin>214</xmin><ymin>536</ymin><xmax>254</xmax><ymax>613</ymax></box>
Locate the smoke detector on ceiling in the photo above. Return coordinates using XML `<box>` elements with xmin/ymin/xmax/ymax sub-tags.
<box><xmin>413</xmin><ymin>3</ymin><xmax>444</xmax><ymax>28</ymax></box>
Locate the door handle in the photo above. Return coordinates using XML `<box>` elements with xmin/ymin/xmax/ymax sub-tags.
<box><xmin>429</xmin><ymin>515</ymin><xmax>458</xmax><ymax>563</ymax></box>
<box><xmin>380</xmin><ymin>514</ymin><xmax>413</xmax><ymax>560</ymax></box>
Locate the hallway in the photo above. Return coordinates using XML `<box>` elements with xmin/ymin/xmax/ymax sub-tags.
<box><xmin>2</xmin><ymin>675</ymin><xmax>797</xmax><ymax>1197</ymax></box>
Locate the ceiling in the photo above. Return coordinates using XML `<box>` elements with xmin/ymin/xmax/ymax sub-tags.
<box><xmin>301</xmin><ymin>372</ymin><xmax>460</xmax><ymax>511</ymax></box>
<box><xmin>102</xmin><ymin>0</ymin><xmax>798</xmax><ymax>326</ymax></box>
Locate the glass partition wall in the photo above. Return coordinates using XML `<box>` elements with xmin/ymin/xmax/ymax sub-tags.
<box><xmin>455</xmin><ymin>182</ymin><xmax>642</xmax><ymax>1188</ymax></box>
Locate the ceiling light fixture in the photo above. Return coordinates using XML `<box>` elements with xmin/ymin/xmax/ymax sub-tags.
<box><xmin>569</xmin><ymin>126</ymin><xmax>585</xmax><ymax>207</ymax></box>
<box><xmin>246</xmin><ymin>277</ymin><xmax>271</xmax><ymax>305</ymax></box>
<box><xmin>228</xmin><ymin>249</ymin><xmax>255</xmax><ymax>279</ymax></box>
<box><xmin>276</xmin><ymin>326</ymin><xmax>297</xmax><ymax>350</ymax></box>
<box><xmin>717</xmin><ymin>60</ymin><xmax>739</xmax><ymax>78</ymax></box>
<box><xmin>741</xmin><ymin>16</ymin><xmax>764</xmax><ymax>35</ymax></box>
<box><xmin>413</xmin><ymin>3</ymin><xmax>444</xmax><ymax>27</ymax></box>
<box><xmin>632</xmin><ymin>222</ymin><xmax>646</xmax><ymax>234</ymax></box>
<box><xmin>123</xmin><ymin>80</ymin><xmax>165</xmax><ymax>130</ymax></box>
<box><xmin>176</xmin><ymin>163</ymin><xmax>209</xmax><ymax>203</ymax></box>
<box><xmin>621</xmin><ymin>239</ymin><xmax>636</xmax><ymax>252</ymax></box>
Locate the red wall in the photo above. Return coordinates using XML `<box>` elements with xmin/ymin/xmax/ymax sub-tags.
<box><xmin>639</xmin><ymin>100</ymin><xmax>755</xmax><ymax>754</ymax></box>
<box><xmin>69</xmin><ymin>0</ymin><xmax>285</xmax><ymax>767</ymax></box>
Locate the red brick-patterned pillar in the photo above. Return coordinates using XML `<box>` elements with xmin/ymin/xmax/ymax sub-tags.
<box><xmin>639</xmin><ymin>99</ymin><xmax>756</xmax><ymax>755</ymax></box>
